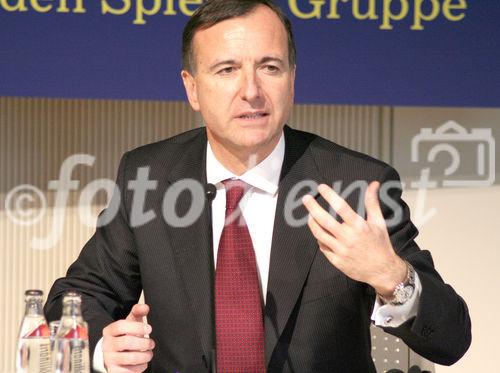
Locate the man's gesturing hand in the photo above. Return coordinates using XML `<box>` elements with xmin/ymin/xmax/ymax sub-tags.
<box><xmin>302</xmin><ymin>182</ymin><xmax>407</xmax><ymax>298</ymax></box>
<box><xmin>102</xmin><ymin>304</ymin><xmax>155</xmax><ymax>373</ymax></box>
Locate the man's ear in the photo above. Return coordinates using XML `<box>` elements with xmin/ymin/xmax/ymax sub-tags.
<box><xmin>181</xmin><ymin>70</ymin><xmax>200</xmax><ymax>111</ymax></box>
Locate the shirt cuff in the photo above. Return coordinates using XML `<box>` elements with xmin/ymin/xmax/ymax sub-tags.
<box><xmin>371</xmin><ymin>270</ymin><xmax>422</xmax><ymax>328</ymax></box>
<box><xmin>93</xmin><ymin>337</ymin><xmax>107</xmax><ymax>372</ymax></box>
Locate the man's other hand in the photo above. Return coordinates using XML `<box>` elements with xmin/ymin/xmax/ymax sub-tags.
<box><xmin>102</xmin><ymin>304</ymin><xmax>155</xmax><ymax>373</ymax></box>
<box><xmin>302</xmin><ymin>182</ymin><xmax>407</xmax><ymax>298</ymax></box>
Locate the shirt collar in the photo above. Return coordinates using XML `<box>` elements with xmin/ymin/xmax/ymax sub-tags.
<box><xmin>206</xmin><ymin>131</ymin><xmax>285</xmax><ymax>196</ymax></box>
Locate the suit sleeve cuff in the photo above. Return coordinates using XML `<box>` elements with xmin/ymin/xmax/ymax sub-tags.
<box><xmin>371</xmin><ymin>270</ymin><xmax>422</xmax><ymax>328</ymax></box>
<box><xmin>93</xmin><ymin>337</ymin><xmax>107</xmax><ymax>372</ymax></box>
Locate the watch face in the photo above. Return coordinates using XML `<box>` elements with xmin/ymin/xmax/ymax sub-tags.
<box><xmin>393</xmin><ymin>285</ymin><xmax>415</xmax><ymax>305</ymax></box>
<box><xmin>404</xmin><ymin>285</ymin><xmax>414</xmax><ymax>298</ymax></box>
<box><xmin>384</xmin><ymin>263</ymin><xmax>416</xmax><ymax>305</ymax></box>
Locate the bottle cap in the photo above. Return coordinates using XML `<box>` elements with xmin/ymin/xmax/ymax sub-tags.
<box><xmin>24</xmin><ymin>289</ymin><xmax>43</xmax><ymax>297</ymax></box>
<box><xmin>62</xmin><ymin>290</ymin><xmax>82</xmax><ymax>304</ymax></box>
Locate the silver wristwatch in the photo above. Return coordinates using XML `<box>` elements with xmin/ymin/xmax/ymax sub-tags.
<box><xmin>380</xmin><ymin>261</ymin><xmax>416</xmax><ymax>306</ymax></box>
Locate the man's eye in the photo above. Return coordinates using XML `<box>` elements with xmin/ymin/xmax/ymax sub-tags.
<box><xmin>218</xmin><ymin>67</ymin><xmax>234</xmax><ymax>75</ymax></box>
<box><xmin>264</xmin><ymin>65</ymin><xmax>280</xmax><ymax>73</ymax></box>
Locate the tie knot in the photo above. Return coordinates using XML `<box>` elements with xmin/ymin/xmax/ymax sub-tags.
<box><xmin>222</xmin><ymin>179</ymin><xmax>248</xmax><ymax>211</ymax></box>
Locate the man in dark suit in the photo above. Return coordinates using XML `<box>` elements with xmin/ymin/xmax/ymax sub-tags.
<box><xmin>45</xmin><ymin>1</ymin><xmax>471</xmax><ymax>372</ymax></box>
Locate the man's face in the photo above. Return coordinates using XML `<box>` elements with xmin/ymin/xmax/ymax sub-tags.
<box><xmin>182</xmin><ymin>5</ymin><xmax>295</xmax><ymax>161</ymax></box>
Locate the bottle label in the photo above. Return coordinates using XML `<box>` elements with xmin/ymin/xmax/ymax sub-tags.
<box><xmin>53</xmin><ymin>337</ymin><xmax>90</xmax><ymax>373</ymax></box>
<box><xmin>63</xmin><ymin>325</ymin><xmax>88</xmax><ymax>339</ymax></box>
<box><xmin>17</xmin><ymin>338</ymin><xmax>51</xmax><ymax>373</ymax></box>
<box><xmin>71</xmin><ymin>344</ymin><xmax>86</xmax><ymax>372</ymax></box>
<box><xmin>39</xmin><ymin>340</ymin><xmax>52</xmax><ymax>373</ymax></box>
<box><xmin>24</xmin><ymin>323</ymin><xmax>50</xmax><ymax>338</ymax></box>
<box><xmin>17</xmin><ymin>315</ymin><xmax>51</xmax><ymax>372</ymax></box>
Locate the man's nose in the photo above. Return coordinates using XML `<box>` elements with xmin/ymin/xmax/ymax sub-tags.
<box><xmin>240</xmin><ymin>69</ymin><xmax>261</xmax><ymax>102</ymax></box>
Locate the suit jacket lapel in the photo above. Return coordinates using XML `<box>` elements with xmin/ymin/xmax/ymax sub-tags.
<box><xmin>264</xmin><ymin>126</ymin><xmax>326</xmax><ymax>364</ymax></box>
<box><xmin>163</xmin><ymin>129</ymin><xmax>215</xmax><ymax>364</ymax></box>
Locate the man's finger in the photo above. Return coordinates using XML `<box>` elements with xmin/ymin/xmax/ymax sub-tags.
<box><xmin>307</xmin><ymin>215</ymin><xmax>342</xmax><ymax>253</ymax></box>
<box><xmin>317</xmin><ymin>184</ymin><xmax>362</xmax><ymax>226</ymax></box>
<box><xmin>103</xmin><ymin>320</ymin><xmax>152</xmax><ymax>338</ymax></box>
<box><xmin>105</xmin><ymin>350</ymin><xmax>153</xmax><ymax>366</ymax></box>
<box><xmin>365</xmin><ymin>181</ymin><xmax>385</xmax><ymax>226</ymax></box>
<box><xmin>302</xmin><ymin>194</ymin><xmax>343</xmax><ymax>237</ymax></box>
<box><xmin>105</xmin><ymin>335</ymin><xmax>155</xmax><ymax>353</ymax></box>
<box><xmin>318</xmin><ymin>244</ymin><xmax>341</xmax><ymax>270</ymax></box>
<box><xmin>126</xmin><ymin>304</ymin><xmax>150</xmax><ymax>322</ymax></box>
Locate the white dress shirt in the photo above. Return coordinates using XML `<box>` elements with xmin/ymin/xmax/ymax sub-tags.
<box><xmin>206</xmin><ymin>133</ymin><xmax>285</xmax><ymax>299</ymax></box>
<box><xmin>94</xmin><ymin>131</ymin><xmax>421</xmax><ymax>371</ymax></box>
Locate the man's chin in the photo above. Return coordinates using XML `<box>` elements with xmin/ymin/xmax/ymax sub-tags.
<box><xmin>208</xmin><ymin>126</ymin><xmax>282</xmax><ymax>157</ymax></box>
<box><xmin>234</xmin><ymin>133</ymin><xmax>281</xmax><ymax>156</ymax></box>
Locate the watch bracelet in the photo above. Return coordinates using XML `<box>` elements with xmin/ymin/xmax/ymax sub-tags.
<box><xmin>379</xmin><ymin>260</ymin><xmax>415</xmax><ymax>305</ymax></box>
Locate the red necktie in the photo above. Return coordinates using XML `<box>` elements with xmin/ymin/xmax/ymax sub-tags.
<box><xmin>215</xmin><ymin>179</ymin><xmax>266</xmax><ymax>372</ymax></box>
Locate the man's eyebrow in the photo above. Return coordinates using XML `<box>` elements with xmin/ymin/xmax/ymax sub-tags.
<box><xmin>258</xmin><ymin>56</ymin><xmax>285</xmax><ymax>66</ymax></box>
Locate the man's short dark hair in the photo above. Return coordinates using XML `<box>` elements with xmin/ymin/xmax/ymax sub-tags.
<box><xmin>182</xmin><ymin>0</ymin><xmax>296</xmax><ymax>73</ymax></box>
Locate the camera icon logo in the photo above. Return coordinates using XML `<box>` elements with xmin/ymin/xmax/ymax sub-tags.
<box><xmin>411</xmin><ymin>121</ymin><xmax>495</xmax><ymax>187</ymax></box>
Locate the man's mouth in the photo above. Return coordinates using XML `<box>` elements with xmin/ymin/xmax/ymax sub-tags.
<box><xmin>238</xmin><ymin>112</ymin><xmax>269</xmax><ymax>119</ymax></box>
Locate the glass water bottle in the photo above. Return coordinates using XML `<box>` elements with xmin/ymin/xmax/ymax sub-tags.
<box><xmin>16</xmin><ymin>289</ymin><xmax>51</xmax><ymax>373</ymax></box>
<box><xmin>53</xmin><ymin>291</ymin><xmax>90</xmax><ymax>373</ymax></box>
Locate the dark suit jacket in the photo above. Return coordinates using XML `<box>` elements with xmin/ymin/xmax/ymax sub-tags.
<box><xmin>45</xmin><ymin>126</ymin><xmax>471</xmax><ymax>372</ymax></box>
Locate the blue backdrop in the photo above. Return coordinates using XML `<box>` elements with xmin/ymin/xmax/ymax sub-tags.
<box><xmin>1</xmin><ymin>0</ymin><xmax>499</xmax><ymax>107</ymax></box>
